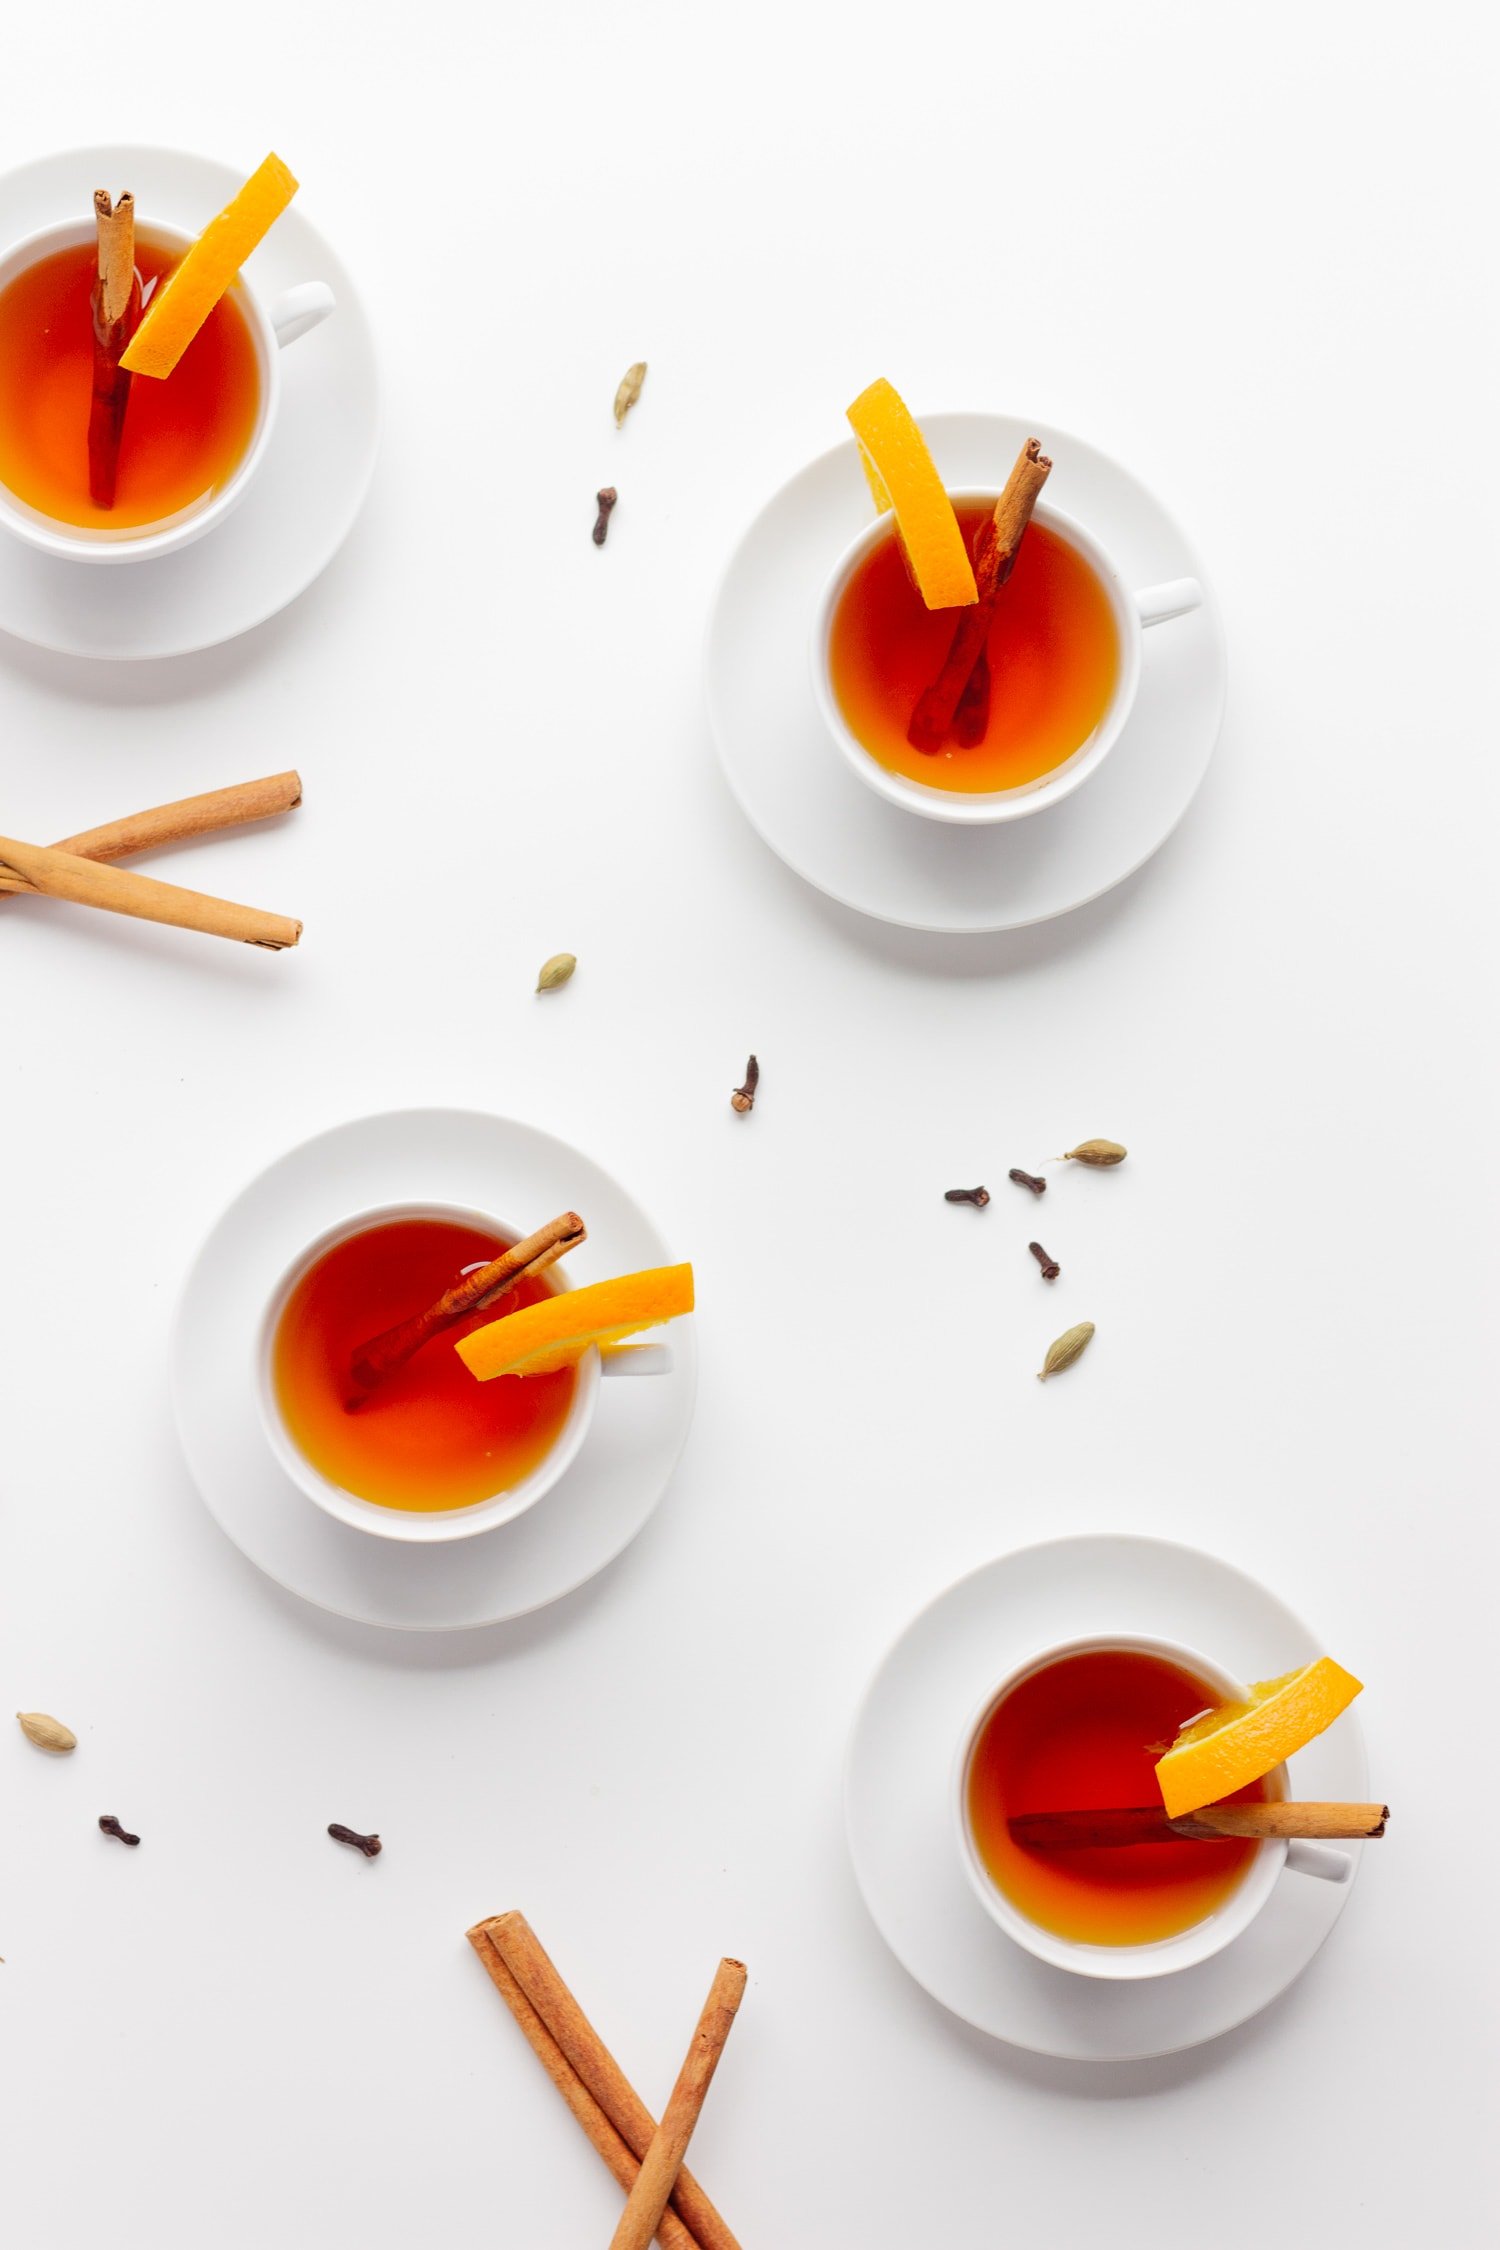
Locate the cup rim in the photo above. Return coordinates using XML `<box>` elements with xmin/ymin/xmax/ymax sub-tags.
<box><xmin>254</xmin><ymin>1199</ymin><xmax>598</xmax><ymax>1545</ymax></box>
<box><xmin>0</xmin><ymin>212</ymin><xmax>279</xmax><ymax>563</ymax></box>
<box><xmin>810</xmin><ymin>489</ymin><xmax>1141</xmax><ymax>826</ymax></box>
<box><xmin>953</xmin><ymin>1632</ymin><xmax>1288</xmax><ymax>1981</ymax></box>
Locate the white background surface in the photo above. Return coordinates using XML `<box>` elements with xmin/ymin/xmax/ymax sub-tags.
<box><xmin>1</xmin><ymin>4</ymin><xmax>1496</xmax><ymax>2243</ymax></box>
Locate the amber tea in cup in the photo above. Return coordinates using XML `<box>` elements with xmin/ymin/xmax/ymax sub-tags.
<box><xmin>0</xmin><ymin>226</ymin><xmax>260</xmax><ymax>533</ymax></box>
<box><xmin>828</xmin><ymin>501</ymin><xmax>1120</xmax><ymax>795</ymax></box>
<box><xmin>271</xmin><ymin>1215</ymin><xmax>578</xmax><ymax>1513</ymax></box>
<box><xmin>965</xmin><ymin>1645</ymin><xmax>1266</xmax><ymax>1946</ymax></box>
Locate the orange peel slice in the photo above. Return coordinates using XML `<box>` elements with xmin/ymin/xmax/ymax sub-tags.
<box><xmin>1154</xmin><ymin>1657</ymin><xmax>1364</xmax><ymax>1819</ymax></box>
<box><xmin>121</xmin><ymin>154</ymin><xmax>298</xmax><ymax>379</ymax></box>
<box><xmin>846</xmin><ymin>378</ymin><xmax>977</xmax><ymax>609</ymax></box>
<box><xmin>455</xmin><ymin>1263</ymin><xmax>694</xmax><ymax>1381</ymax></box>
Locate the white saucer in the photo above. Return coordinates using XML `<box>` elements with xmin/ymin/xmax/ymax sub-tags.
<box><xmin>845</xmin><ymin>1535</ymin><xmax>1368</xmax><ymax>2061</ymax></box>
<box><xmin>171</xmin><ymin>1110</ymin><xmax>697</xmax><ymax>1630</ymax></box>
<box><xmin>0</xmin><ymin>145</ymin><xmax>379</xmax><ymax>660</ymax></box>
<box><xmin>706</xmin><ymin>414</ymin><xmax>1226</xmax><ymax>932</ymax></box>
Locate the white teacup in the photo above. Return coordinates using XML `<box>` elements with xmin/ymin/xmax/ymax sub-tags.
<box><xmin>954</xmin><ymin>1633</ymin><xmax>1351</xmax><ymax>1981</ymax></box>
<box><xmin>812</xmin><ymin>491</ymin><xmax>1202</xmax><ymax>825</ymax></box>
<box><xmin>255</xmin><ymin>1202</ymin><xmax>670</xmax><ymax>1546</ymax></box>
<box><xmin>0</xmin><ymin>216</ymin><xmax>334</xmax><ymax>564</ymax></box>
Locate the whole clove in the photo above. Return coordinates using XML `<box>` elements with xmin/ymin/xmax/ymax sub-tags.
<box><xmin>592</xmin><ymin>486</ymin><xmax>618</xmax><ymax>545</ymax></box>
<box><xmin>944</xmin><ymin>1185</ymin><xmax>990</xmax><ymax>1207</ymax></box>
<box><xmin>328</xmin><ymin>1823</ymin><xmax>382</xmax><ymax>1858</ymax></box>
<box><xmin>1029</xmin><ymin>1241</ymin><xmax>1061</xmax><ymax>1280</ymax></box>
<box><xmin>731</xmin><ymin>1055</ymin><xmax>759</xmax><ymax>1114</ymax></box>
<box><xmin>1008</xmin><ymin>1168</ymin><xmax>1047</xmax><ymax>1197</ymax></box>
<box><xmin>99</xmin><ymin>1814</ymin><xmax>140</xmax><ymax>1846</ymax></box>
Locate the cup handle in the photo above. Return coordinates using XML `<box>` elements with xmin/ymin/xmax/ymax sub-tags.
<box><xmin>599</xmin><ymin>1342</ymin><xmax>673</xmax><ymax>1379</ymax></box>
<box><xmin>1135</xmin><ymin>577</ymin><xmax>1203</xmax><ymax>628</ymax></box>
<box><xmin>269</xmin><ymin>282</ymin><xmax>336</xmax><ymax>350</ymax></box>
<box><xmin>1285</xmin><ymin>1839</ymin><xmax>1353</xmax><ymax>1883</ymax></box>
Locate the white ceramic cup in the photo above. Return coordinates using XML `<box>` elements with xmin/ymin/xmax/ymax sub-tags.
<box><xmin>811</xmin><ymin>491</ymin><xmax>1202</xmax><ymax>825</ymax></box>
<box><xmin>0</xmin><ymin>216</ymin><xmax>335</xmax><ymax>563</ymax></box>
<box><xmin>954</xmin><ymin>1633</ymin><xmax>1351</xmax><ymax>1981</ymax></box>
<box><xmin>255</xmin><ymin>1202</ymin><xmax>671</xmax><ymax>1546</ymax></box>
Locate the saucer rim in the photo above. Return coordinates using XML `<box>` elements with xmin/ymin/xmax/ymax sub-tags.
<box><xmin>170</xmin><ymin>1107</ymin><xmax>697</xmax><ymax>1631</ymax></box>
<box><xmin>0</xmin><ymin>141</ymin><xmax>381</xmax><ymax>659</ymax></box>
<box><xmin>705</xmin><ymin>408</ymin><xmax>1228</xmax><ymax>934</ymax></box>
<box><xmin>843</xmin><ymin>1531</ymin><xmax>1365</xmax><ymax>2060</ymax></box>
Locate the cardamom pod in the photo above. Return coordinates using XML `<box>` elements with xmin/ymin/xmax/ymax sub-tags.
<box><xmin>1038</xmin><ymin>1322</ymin><xmax>1095</xmax><ymax>1380</ymax></box>
<box><xmin>1061</xmin><ymin>1140</ymin><xmax>1126</xmax><ymax>1167</ymax></box>
<box><xmin>536</xmin><ymin>953</ymin><xmax>577</xmax><ymax>994</ymax></box>
<box><xmin>17</xmin><ymin>1711</ymin><xmax>76</xmax><ymax>1754</ymax></box>
<box><xmin>613</xmin><ymin>361</ymin><xmax>647</xmax><ymax>427</ymax></box>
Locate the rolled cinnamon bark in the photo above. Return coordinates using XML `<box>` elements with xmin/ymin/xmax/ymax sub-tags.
<box><xmin>1009</xmin><ymin>1800</ymin><xmax>1390</xmax><ymax>1849</ymax></box>
<box><xmin>609</xmin><ymin>1959</ymin><xmax>747</xmax><ymax>2250</ymax></box>
<box><xmin>0</xmin><ymin>774</ymin><xmax>304</xmax><ymax>898</ymax></box>
<box><xmin>348</xmin><ymin>1213</ymin><xmax>585</xmax><ymax>1397</ymax></box>
<box><xmin>0</xmin><ymin>834</ymin><xmax>301</xmax><ymax>949</ymax></box>
<box><xmin>480</xmin><ymin>1913</ymin><xmax>742</xmax><ymax>2250</ymax></box>
<box><xmin>466</xmin><ymin>1926</ymin><xmax>703</xmax><ymax>2250</ymax></box>
<box><xmin>908</xmin><ymin>437</ymin><xmax>1052</xmax><ymax>751</ymax></box>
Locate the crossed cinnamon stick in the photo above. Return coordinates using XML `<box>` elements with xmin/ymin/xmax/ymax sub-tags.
<box><xmin>0</xmin><ymin>772</ymin><xmax>302</xmax><ymax>947</ymax></box>
<box><xmin>468</xmin><ymin>1913</ymin><xmax>745</xmax><ymax>2250</ymax></box>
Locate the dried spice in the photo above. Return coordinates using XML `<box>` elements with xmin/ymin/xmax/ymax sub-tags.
<box><xmin>1029</xmin><ymin>1242</ymin><xmax>1061</xmax><ymax>1280</ymax></box>
<box><xmin>329</xmin><ymin>1823</ymin><xmax>382</xmax><ymax>1858</ymax></box>
<box><xmin>1038</xmin><ymin>1321</ymin><xmax>1094</xmax><ymax>1381</ymax></box>
<box><xmin>17</xmin><ymin>1711</ymin><xmax>76</xmax><ymax>1753</ymax></box>
<box><xmin>1060</xmin><ymin>1140</ymin><xmax>1126</xmax><ymax>1168</ymax></box>
<box><xmin>613</xmin><ymin>361</ymin><xmax>647</xmax><ymax>427</ymax></box>
<box><xmin>592</xmin><ymin>486</ymin><xmax>618</xmax><ymax>545</ymax></box>
<box><xmin>536</xmin><ymin>952</ymin><xmax>577</xmax><ymax>993</ymax></box>
<box><xmin>1008</xmin><ymin>1168</ymin><xmax>1047</xmax><ymax>1197</ymax></box>
<box><xmin>731</xmin><ymin>1055</ymin><xmax>759</xmax><ymax>1114</ymax></box>
<box><xmin>99</xmin><ymin>1814</ymin><xmax>140</xmax><ymax>1845</ymax></box>
<box><xmin>944</xmin><ymin>1185</ymin><xmax>990</xmax><ymax>1207</ymax></box>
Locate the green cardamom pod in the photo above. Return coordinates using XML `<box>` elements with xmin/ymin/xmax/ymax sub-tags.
<box><xmin>1061</xmin><ymin>1140</ymin><xmax>1126</xmax><ymax>1167</ymax></box>
<box><xmin>1038</xmin><ymin>1322</ymin><xmax>1095</xmax><ymax>1381</ymax></box>
<box><xmin>536</xmin><ymin>953</ymin><xmax>577</xmax><ymax>994</ymax></box>
<box><xmin>17</xmin><ymin>1711</ymin><xmax>76</xmax><ymax>1753</ymax></box>
<box><xmin>613</xmin><ymin>361</ymin><xmax>647</xmax><ymax>427</ymax></box>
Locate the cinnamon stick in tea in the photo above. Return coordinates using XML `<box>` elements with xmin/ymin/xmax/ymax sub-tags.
<box><xmin>0</xmin><ymin>772</ymin><xmax>305</xmax><ymax>898</ymax></box>
<box><xmin>480</xmin><ymin>1913</ymin><xmax>743</xmax><ymax>2250</ymax></box>
<box><xmin>346</xmin><ymin>1212</ymin><xmax>585</xmax><ymax>1399</ymax></box>
<box><xmin>0</xmin><ymin>834</ymin><xmax>300</xmax><ymax>949</ymax></box>
<box><xmin>609</xmin><ymin>1959</ymin><xmax>747</xmax><ymax>2250</ymax></box>
<box><xmin>907</xmin><ymin>437</ymin><xmax>1052</xmax><ymax>751</ymax></box>
<box><xmin>466</xmin><ymin>1926</ymin><xmax>704</xmax><ymax>2250</ymax></box>
<box><xmin>1009</xmin><ymin>1801</ymin><xmax>1390</xmax><ymax>1850</ymax></box>
<box><xmin>88</xmin><ymin>191</ymin><xmax>140</xmax><ymax>508</ymax></box>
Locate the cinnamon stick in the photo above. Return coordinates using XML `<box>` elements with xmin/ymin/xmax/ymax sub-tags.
<box><xmin>907</xmin><ymin>438</ymin><xmax>1052</xmax><ymax>752</ymax></box>
<box><xmin>88</xmin><ymin>191</ymin><xmax>140</xmax><ymax>508</ymax></box>
<box><xmin>466</xmin><ymin>1926</ymin><xmax>704</xmax><ymax>2250</ymax></box>
<box><xmin>609</xmin><ymin>1959</ymin><xmax>747</xmax><ymax>2250</ymax></box>
<box><xmin>1182</xmin><ymin>1800</ymin><xmax>1389</xmax><ymax>1842</ymax></box>
<box><xmin>0</xmin><ymin>773</ymin><xmax>304</xmax><ymax>898</ymax></box>
<box><xmin>0</xmin><ymin>835</ymin><xmax>300</xmax><ymax>949</ymax></box>
<box><xmin>1009</xmin><ymin>1801</ymin><xmax>1390</xmax><ymax>1850</ymax></box>
<box><xmin>347</xmin><ymin>1212</ymin><xmax>585</xmax><ymax>1398</ymax></box>
<box><xmin>479</xmin><ymin>1913</ymin><xmax>742</xmax><ymax>2250</ymax></box>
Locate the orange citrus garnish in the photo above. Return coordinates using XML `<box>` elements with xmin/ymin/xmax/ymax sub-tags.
<box><xmin>455</xmin><ymin>1263</ymin><xmax>694</xmax><ymax>1381</ymax></box>
<box><xmin>121</xmin><ymin>154</ymin><xmax>299</xmax><ymax>379</ymax></box>
<box><xmin>1154</xmin><ymin>1658</ymin><xmax>1363</xmax><ymax>1819</ymax></box>
<box><xmin>845</xmin><ymin>378</ymin><xmax>977</xmax><ymax>610</ymax></box>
